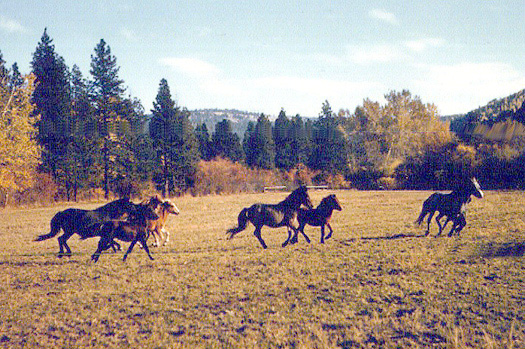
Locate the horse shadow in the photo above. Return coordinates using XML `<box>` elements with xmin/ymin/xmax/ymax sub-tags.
<box><xmin>340</xmin><ymin>233</ymin><xmax>427</xmax><ymax>245</ymax></box>
<box><xmin>471</xmin><ymin>240</ymin><xmax>525</xmax><ymax>258</ymax></box>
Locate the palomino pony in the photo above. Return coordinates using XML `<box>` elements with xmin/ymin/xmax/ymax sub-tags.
<box><xmin>226</xmin><ymin>186</ymin><xmax>313</xmax><ymax>249</ymax></box>
<box><xmin>287</xmin><ymin>194</ymin><xmax>342</xmax><ymax>246</ymax></box>
<box><xmin>35</xmin><ymin>198</ymin><xmax>144</xmax><ymax>257</ymax></box>
<box><xmin>415</xmin><ymin>177</ymin><xmax>484</xmax><ymax>237</ymax></box>
<box><xmin>146</xmin><ymin>198</ymin><xmax>180</xmax><ymax>247</ymax></box>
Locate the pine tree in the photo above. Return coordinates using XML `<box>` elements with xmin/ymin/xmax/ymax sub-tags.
<box><xmin>150</xmin><ymin>78</ymin><xmax>177</xmax><ymax>196</ymax></box>
<box><xmin>273</xmin><ymin>109</ymin><xmax>297</xmax><ymax>170</ymax></box>
<box><xmin>211</xmin><ymin>119</ymin><xmax>244</xmax><ymax>162</ymax></box>
<box><xmin>90</xmin><ymin>39</ymin><xmax>126</xmax><ymax>198</ymax></box>
<box><xmin>150</xmin><ymin>79</ymin><xmax>199</xmax><ymax>196</ymax></box>
<box><xmin>195</xmin><ymin>123</ymin><xmax>212</xmax><ymax>160</ymax></box>
<box><xmin>309</xmin><ymin>100</ymin><xmax>350</xmax><ymax>174</ymax></box>
<box><xmin>289</xmin><ymin>114</ymin><xmax>310</xmax><ymax>167</ymax></box>
<box><xmin>31</xmin><ymin>29</ymin><xmax>71</xmax><ymax>182</ymax></box>
<box><xmin>245</xmin><ymin>114</ymin><xmax>275</xmax><ymax>169</ymax></box>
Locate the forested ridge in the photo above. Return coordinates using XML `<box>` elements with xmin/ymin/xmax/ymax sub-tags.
<box><xmin>1</xmin><ymin>30</ymin><xmax>525</xmax><ymax>206</ymax></box>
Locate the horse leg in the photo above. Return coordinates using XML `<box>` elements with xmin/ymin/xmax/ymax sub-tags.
<box><xmin>123</xmin><ymin>239</ymin><xmax>138</xmax><ymax>262</ymax></box>
<box><xmin>435</xmin><ymin>213</ymin><xmax>445</xmax><ymax>237</ymax></box>
<box><xmin>325</xmin><ymin>223</ymin><xmax>334</xmax><ymax>240</ymax></box>
<box><xmin>253</xmin><ymin>226</ymin><xmax>267</xmax><ymax>249</ymax></box>
<box><xmin>282</xmin><ymin>227</ymin><xmax>293</xmax><ymax>247</ymax></box>
<box><xmin>300</xmin><ymin>226</ymin><xmax>311</xmax><ymax>244</ymax></box>
<box><xmin>449</xmin><ymin>214</ymin><xmax>466</xmax><ymax>237</ymax></box>
<box><xmin>111</xmin><ymin>240</ymin><xmax>121</xmax><ymax>252</ymax></box>
<box><xmin>91</xmin><ymin>236</ymin><xmax>113</xmax><ymax>262</ymax></box>
<box><xmin>425</xmin><ymin>211</ymin><xmax>435</xmax><ymax>236</ymax></box>
<box><xmin>57</xmin><ymin>233</ymin><xmax>72</xmax><ymax>257</ymax></box>
<box><xmin>162</xmin><ymin>229</ymin><xmax>170</xmax><ymax>246</ymax></box>
<box><xmin>139</xmin><ymin>232</ymin><xmax>155</xmax><ymax>260</ymax></box>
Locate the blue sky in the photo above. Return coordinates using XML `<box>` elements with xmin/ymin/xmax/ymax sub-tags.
<box><xmin>1</xmin><ymin>0</ymin><xmax>524</xmax><ymax>117</ymax></box>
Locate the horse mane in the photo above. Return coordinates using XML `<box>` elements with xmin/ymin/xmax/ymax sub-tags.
<box><xmin>95</xmin><ymin>197</ymin><xmax>132</xmax><ymax>212</ymax></box>
<box><xmin>279</xmin><ymin>186</ymin><xmax>308</xmax><ymax>207</ymax></box>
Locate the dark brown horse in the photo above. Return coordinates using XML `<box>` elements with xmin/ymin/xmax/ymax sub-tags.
<box><xmin>91</xmin><ymin>203</ymin><xmax>159</xmax><ymax>262</ymax></box>
<box><xmin>415</xmin><ymin>177</ymin><xmax>483</xmax><ymax>237</ymax></box>
<box><xmin>226</xmin><ymin>186</ymin><xmax>313</xmax><ymax>249</ymax></box>
<box><xmin>287</xmin><ymin>194</ymin><xmax>342</xmax><ymax>246</ymax></box>
<box><xmin>35</xmin><ymin>198</ymin><xmax>142</xmax><ymax>257</ymax></box>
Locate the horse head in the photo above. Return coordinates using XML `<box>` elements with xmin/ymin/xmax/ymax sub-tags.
<box><xmin>294</xmin><ymin>185</ymin><xmax>313</xmax><ymax>209</ymax></box>
<box><xmin>329</xmin><ymin>194</ymin><xmax>343</xmax><ymax>211</ymax></box>
<box><xmin>469</xmin><ymin>177</ymin><xmax>484</xmax><ymax>199</ymax></box>
<box><xmin>162</xmin><ymin>199</ymin><xmax>180</xmax><ymax>215</ymax></box>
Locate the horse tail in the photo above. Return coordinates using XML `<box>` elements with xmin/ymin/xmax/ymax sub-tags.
<box><xmin>415</xmin><ymin>207</ymin><xmax>427</xmax><ymax>226</ymax></box>
<box><xmin>415</xmin><ymin>194</ymin><xmax>437</xmax><ymax>225</ymax></box>
<box><xmin>35</xmin><ymin>211</ymin><xmax>64</xmax><ymax>241</ymax></box>
<box><xmin>226</xmin><ymin>208</ymin><xmax>250</xmax><ymax>239</ymax></box>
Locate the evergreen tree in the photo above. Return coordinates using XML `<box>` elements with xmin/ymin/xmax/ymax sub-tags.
<box><xmin>90</xmin><ymin>39</ymin><xmax>126</xmax><ymax>198</ymax></box>
<box><xmin>273</xmin><ymin>109</ymin><xmax>295</xmax><ymax>170</ymax></box>
<box><xmin>195</xmin><ymin>123</ymin><xmax>213</xmax><ymax>160</ymax></box>
<box><xmin>289</xmin><ymin>114</ymin><xmax>310</xmax><ymax>167</ymax></box>
<box><xmin>171</xmin><ymin>107</ymin><xmax>200</xmax><ymax>193</ymax></box>
<box><xmin>10</xmin><ymin>63</ymin><xmax>23</xmax><ymax>88</ymax></box>
<box><xmin>31</xmin><ymin>29</ymin><xmax>71</xmax><ymax>182</ymax></box>
<box><xmin>245</xmin><ymin>114</ymin><xmax>275</xmax><ymax>169</ymax></box>
<box><xmin>211</xmin><ymin>119</ymin><xmax>244</xmax><ymax>162</ymax></box>
<box><xmin>62</xmin><ymin>64</ymin><xmax>98</xmax><ymax>200</ymax></box>
<box><xmin>0</xmin><ymin>51</ymin><xmax>8</xmax><ymax>82</ymax></box>
<box><xmin>243</xmin><ymin>121</ymin><xmax>255</xmax><ymax>159</ymax></box>
<box><xmin>309</xmin><ymin>100</ymin><xmax>350</xmax><ymax>174</ymax></box>
<box><xmin>150</xmin><ymin>79</ymin><xmax>199</xmax><ymax>196</ymax></box>
<box><xmin>150</xmin><ymin>78</ymin><xmax>177</xmax><ymax>197</ymax></box>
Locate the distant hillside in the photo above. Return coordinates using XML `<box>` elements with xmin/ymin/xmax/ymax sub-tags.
<box><xmin>450</xmin><ymin>89</ymin><xmax>525</xmax><ymax>140</ymax></box>
<box><xmin>189</xmin><ymin>109</ymin><xmax>264</xmax><ymax>137</ymax></box>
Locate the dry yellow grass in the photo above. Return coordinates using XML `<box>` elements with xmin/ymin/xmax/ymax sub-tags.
<box><xmin>0</xmin><ymin>190</ymin><xmax>523</xmax><ymax>348</ymax></box>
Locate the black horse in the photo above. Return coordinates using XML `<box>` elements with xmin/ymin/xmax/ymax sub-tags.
<box><xmin>35</xmin><ymin>198</ymin><xmax>145</xmax><ymax>257</ymax></box>
<box><xmin>226</xmin><ymin>186</ymin><xmax>313</xmax><ymax>249</ymax></box>
<box><xmin>288</xmin><ymin>194</ymin><xmax>342</xmax><ymax>246</ymax></box>
<box><xmin>415</xmin><ymin>177</ymin><xmax>484</xmax><ymax>237</ymax></box>
<box><xmin>91</xmin><ymin>203</ymin><xmax>159</xmax><ymax>263</ymax></box>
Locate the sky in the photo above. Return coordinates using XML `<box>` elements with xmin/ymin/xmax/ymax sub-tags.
<box><xmin>1</xmin><ymin>0</ymin><xmax>524</xmax><ymax>117</ymax></box>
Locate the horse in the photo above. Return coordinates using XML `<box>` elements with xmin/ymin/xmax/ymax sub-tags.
<box><xmin>35</xmin><ymin>198</ymin><xmax>143</xmax><ymax>257</ymax></box>
<box><xmin>91</xmin><ymin>203</ymin><xmax>159</xmax><ymax>262</ymax></box>
<box><xmin>415</xmin><ymin>177</ymin><xmax>484</xmax><ymax>237</ymax></box>
<box><xmin>146</xmin><ymin>198</ymin><xmax>180</xmax><ymax>247</ymax></box>
<box><xmin>226</xmin><ymin>186</ymin><xmax>313</xmax><ymax>249</ymax></box>
<box><xmin>287</xmin><ymin>194</ymin><xmax>342</xmax><ymax>246</ymax></box>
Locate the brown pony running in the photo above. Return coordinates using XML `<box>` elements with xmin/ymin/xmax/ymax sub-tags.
<box><xmin>287</xmin><ymin>194</ymin><xmax>342</xmax><ymax>246</ymax></box>
<box><xmin>91</xmin><ymin>203</ymin><xmax>159</xmax><ymax>262</ymax></box>
<box><xmin>227</xmin><ymin>186</ymin><xmax>313</xmax><ymax>249</ymax></box>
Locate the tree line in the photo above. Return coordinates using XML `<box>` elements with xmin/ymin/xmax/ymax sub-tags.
<box><xmin>1</xmin><ymin>30</ymin><xmax>525</xmax><ymax>205</ymax></box>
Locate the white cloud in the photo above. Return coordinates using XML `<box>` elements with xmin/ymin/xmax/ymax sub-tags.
<box><xmin>0</xmin><ymin>15</ymin><xmax>26</xmax><ymax>33</ymax></box>
<box><xmin>414</xmin><ymin>62</ymin><xmax>525</xmax><ymax>114</ymax></box>
<box><xmin>160</xmin><ymin>57</ymin><xmax>220</xmax><ymax>79</ymax></box>
<box><xmin>368</xmin><ymin>9</ymin><xmax>398</xmax><ymax>25</ymax></box>
<box><xmin>404</xmin><ymin>37</ymin><xmax>445</xmax><ymax>53</ymax></box>
<box><xmin>346</xmin><ymin>44</ymin><xmax>406</xmax><ymax>64</ymax></box>
<box><xmin>120</xmin><ymin>27</ymin><xmax>137</xmax><ymax>42</ymax></box>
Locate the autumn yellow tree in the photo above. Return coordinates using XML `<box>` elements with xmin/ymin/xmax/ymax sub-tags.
<box><xmin>353</xmin><ymin>90</ymin><xmax>452</xmax><ymax>171</ymax></box>
<box><xmin>0</xmin><ymin>64</ymin><xmax>41</xmax><ymax>205</ymax></box>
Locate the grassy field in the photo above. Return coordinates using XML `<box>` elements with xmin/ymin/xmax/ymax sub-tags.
<box><xmin>0</xmin><ymin>190</ymin><xmax>523</xmax><ymax>348</ymax></box>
